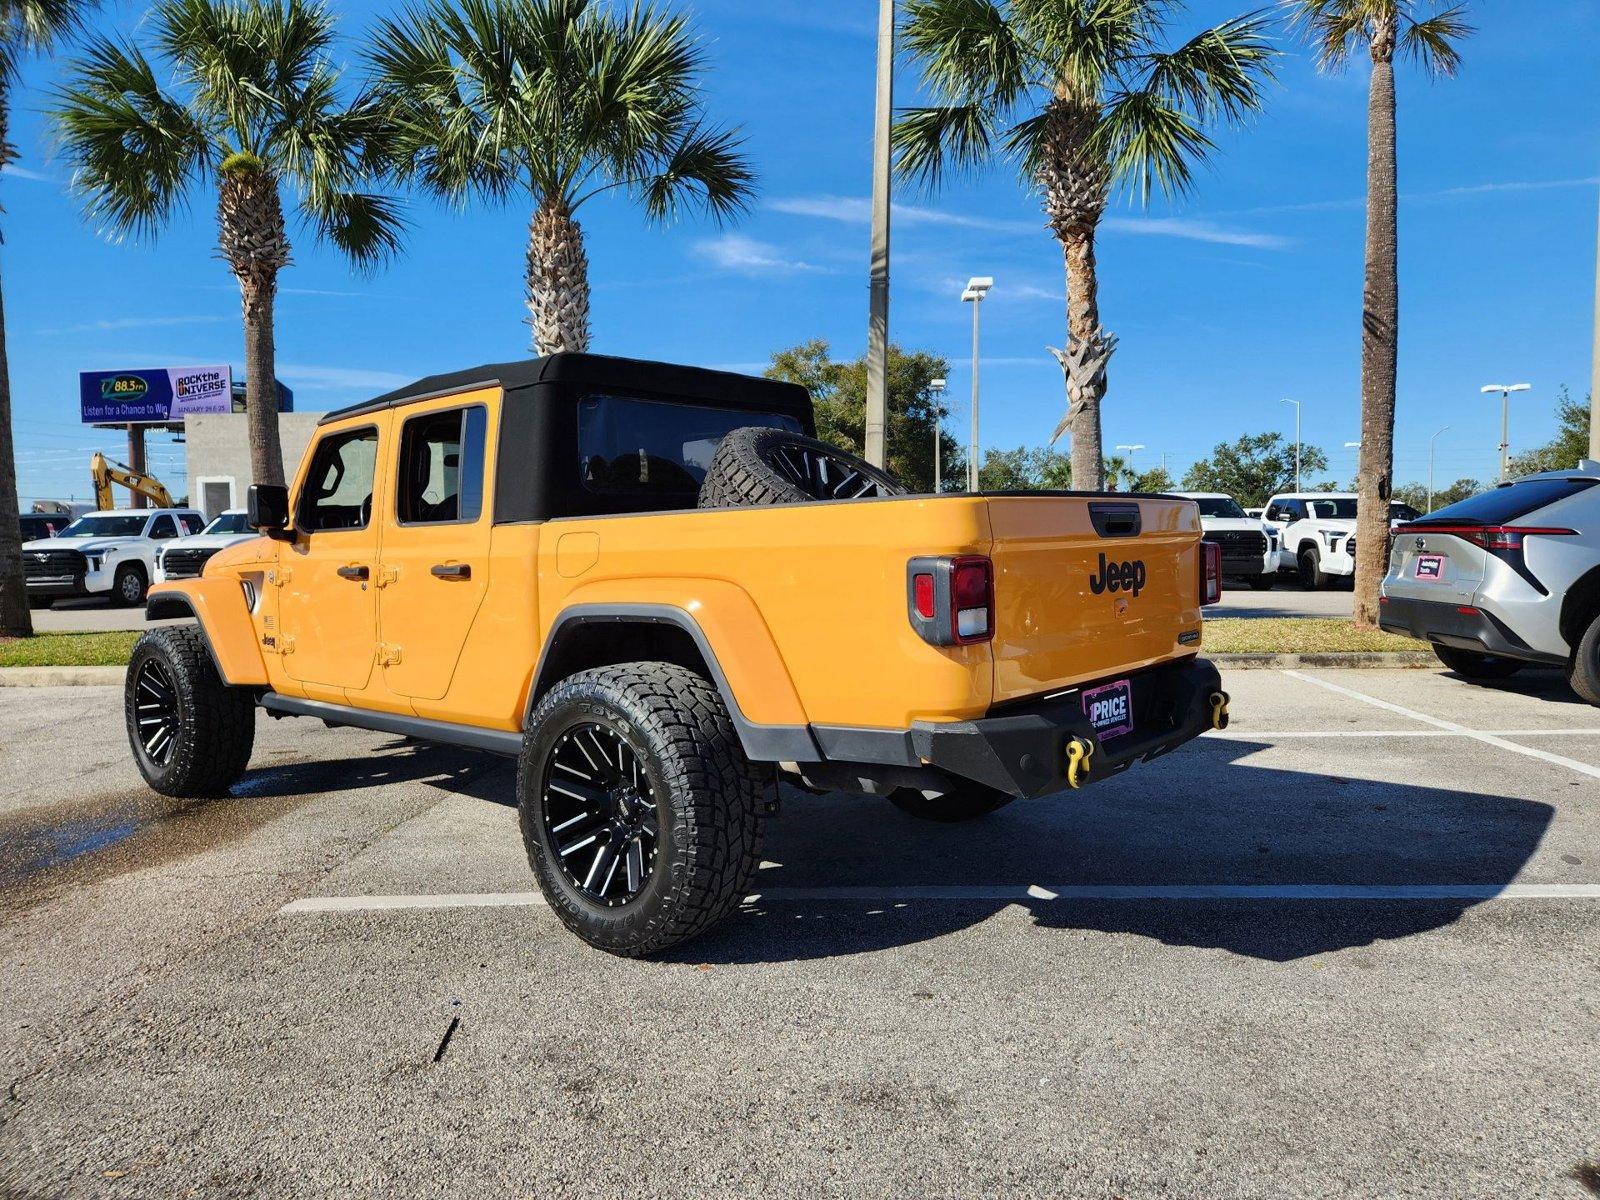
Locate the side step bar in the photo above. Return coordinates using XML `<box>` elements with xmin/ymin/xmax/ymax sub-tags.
<box><xmin>259</xmin><ymin>694</ymin><xmax>523</xmax><ymax>758</ymax></box>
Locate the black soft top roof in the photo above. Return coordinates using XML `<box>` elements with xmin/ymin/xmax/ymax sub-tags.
<box><xmin>319</xmin><ymin>352</ymin><xmax>811</xmax><ymax>426</ymax></box>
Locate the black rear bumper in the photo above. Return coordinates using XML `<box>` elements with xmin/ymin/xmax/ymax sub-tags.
<box><xmin>1378</xmin><ymin>596</ymin><xmax>1565</xmax><ymax>667</ymax></box>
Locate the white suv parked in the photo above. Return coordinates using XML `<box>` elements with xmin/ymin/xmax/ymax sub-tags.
<box><xmin>154</xmin><ymin>510</ymin><xmax>258</xmax><ymax>583</ymax></box>
<box><xmin>1174</xmin><ymin>493</ymin><xmax>1279</xmax><ymax>590</ymax></box>
<box><xmin>1265</xmin><ymin>493</ymin><xmax>1358</xmax><ymax>588</ymax></box>
<box><xmin>23</xmin><ymin>508</ymin><xmax>205</xmax><ymax>608</ymax></box>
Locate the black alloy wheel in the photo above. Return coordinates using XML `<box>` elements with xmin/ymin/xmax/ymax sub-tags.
<box><xmin>132</xmin><ymin>656</ymin><xmax>180</xmax><ymax>768</ymax></box>
<box><xmin>541</xmin><ymin>722</ymin><xmax>660</xmax><ymax>907</ymax></box>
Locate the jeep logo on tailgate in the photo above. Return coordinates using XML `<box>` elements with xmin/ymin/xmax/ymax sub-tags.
<box><xmin>1088</xmin><ymin>553</ymin><xmax>1146</xmax><ymax>597</ymax></box>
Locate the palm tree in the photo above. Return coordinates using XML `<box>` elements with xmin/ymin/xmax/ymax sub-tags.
<box><xmin>366</xmin><ymin>0</ymin><xmax>755</xmax><ymax>355</ymax></box>
<box><xmin>0</xmin><ymin>0</ymin><xmax>91</xmax><ymax>638</ymax></box>
<box><xmin>1288</xmin><ymin>1</ymin><xmax>1470</xmax><ymax>628</ymax></box>
<box><xmin>53</xmin><ymin>0</ymin><xmax>402</xmax><ymax>489</ymax></box>
<box><xmin>895</xmin><ymin>0</ymin><xmax>1276</xmax><ymax>490</ymax></box>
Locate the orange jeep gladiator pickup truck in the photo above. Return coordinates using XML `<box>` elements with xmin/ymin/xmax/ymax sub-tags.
<box><xmin>126</xmin><ymin>354</ymin><xmax>1228</xmax><ymax>955</ymax></box>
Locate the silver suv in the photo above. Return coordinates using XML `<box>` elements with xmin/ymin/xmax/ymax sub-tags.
<box><xmin>1380</xmin><ymin>463</ymin><xmax>1600</xmax><ymax>703</ymax></box>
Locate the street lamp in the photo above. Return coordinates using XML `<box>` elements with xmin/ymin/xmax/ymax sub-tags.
<box><xmin>962</xmin><ymin>276</ymin><xmax>994</xmax><ymax>492</ymax></box>
<box><xmin>929</xmin><ymin>377</ymin><xmax>946</xmax><ymax>494</ymax></box>
<box><xmin>863</xmin><ymin>0</ymin><xmax>895</xmax><ymax>468</ymax></box>
<box><xmin>1281</xmin><ymin>398</ymin><xmax>1302</xmax><ymax>492</ymax></box>
<box><xmin>1428</xmin><ymin>425</ymin><xmax>1450</xmax><ymax>512</ymax></box>
<box><xmin>1115</xmin><ymin>443</ymin><xmax>1145</xmax><ymax>480</ymax></box>
<box><xmin>1480</xmin><ymin>383</ymin><xmax>1531</xmax><ymax>481</ymax></box>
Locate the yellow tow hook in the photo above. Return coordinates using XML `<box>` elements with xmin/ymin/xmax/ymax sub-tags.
<box><xmin>1065</xmin><ymin>736</ymin><xmax>1096</xmax><ymax>790</ymax></box>
<box><xmin>1209</xmin><ymin>691</ymin><xmax>1231</xmax><ymax>731</ymax></box>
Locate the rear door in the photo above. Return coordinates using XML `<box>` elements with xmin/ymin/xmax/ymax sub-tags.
<box><xmin>377</xmin><ymin>390</ymin><xmax>496</xmax><ymax>701</ymax></box>
<box><xmin>985</xmin><ymin>495</ymin><xmax>1203</xmax><ymax>703</ymax></box>
<box><xmin>279</xmin><ymin>420</ymin><xmax>387</xmax><ymax>694</ymax></box>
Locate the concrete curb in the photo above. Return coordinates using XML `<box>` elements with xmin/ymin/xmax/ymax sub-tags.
<box><xmin>1210</xmin><ymin>652</ymin><xmax>1437</xmax><ymax>670</ymax></box>
<box><xmin>0</xmin><ymin>665</ymin><xmax>126</xmax><ymax>687</ymax></box>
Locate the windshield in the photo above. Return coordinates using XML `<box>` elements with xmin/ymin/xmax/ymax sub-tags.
<box><xmin>1306</xmin><ymin>498</ymin><xmax>1358</xmax><ymax>520</ymax></box>
<box><xmin>204</xmin><ymin>512</ymin><xmax>251</xmax><ymax>535</ymax></box>
<box><xmin>58</xmin><ymin>514</ymin><xmax>146</xmax><ymax>538</ymax></box>
<box><xmin>1192</xmin><ymin>497</ymin><xmax>1246</xmax><ymax>519</ymax></box>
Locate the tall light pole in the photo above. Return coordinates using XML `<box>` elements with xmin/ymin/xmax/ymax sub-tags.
<box><xmin>1481</xmin><ymin>382</ymin><xmax>1531</xmax><ymax>481</ymax></box>
<box><xmin>1280</xmin><ymin>398</ymin><xmax>1302</xmax><ymax>492</ymax></box>
<box><xmin>962</xmin><ymin>277</ymin><xmax>993</xmax><ymax>492</ymax></box>
<box><xmin>863</xmin><ymin>0</ymin><xmax>894</xmax><ymax>468</ymax></box>
<box><xmin>1428</xmin><ymin>425</ymin><xmax>1450</xmax><ymax>512</ymax></box>
<box><xmin>929</xmin><ymin>377</ymin><xmax>946</xmax><ymax>494</ymax></box>
<box><xmin>1591</xmin><ymin>194</ymin><xmax>1600</xmax><ymax>462</ymax></box>
<box><xmin>1116</xmin><ymin>443</ymin><xmax>1145</xmax><ymax>485</ymax></box>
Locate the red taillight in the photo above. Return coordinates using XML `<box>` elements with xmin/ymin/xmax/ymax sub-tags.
<box><xmin>1396</xmin><ymin>523</ymin><xmax>1577</xmax><ymax>550</ymax></box>
<box><xmin>907</xmin><ymin>555</ymin><xmax>994</xmax><ymax>646</ymax></box>
<box><xmin>1200</xmin><ymin>541</ymin><xmax>1222</xmax><ymax>606</ymax></box>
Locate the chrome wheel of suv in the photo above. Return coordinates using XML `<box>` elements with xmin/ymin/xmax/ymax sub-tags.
<box><xmin>540</xmin><ymin>723</ymin><xmax>660</xmax><ymax>907</ymax></box>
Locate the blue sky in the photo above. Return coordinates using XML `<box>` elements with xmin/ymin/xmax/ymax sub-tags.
<box><xmin>4</xmin><ymin>0</ymin><xmax>1598</xmax><ymax>505</ymax></box>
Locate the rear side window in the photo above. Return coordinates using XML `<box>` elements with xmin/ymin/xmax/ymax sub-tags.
<box><xmin>148</xmin><ymin>515</ymin><xmax>177</xmax><ymax>540</ymax></box>
<box><xmin>398</xmin><ymin>406</ymin><xmax>487</xmax><ymax>524</ymax></box>
<box><xmin>577</xmin><ymin>394</ymin><xmax>802</xmax><ymax>498</ymax></box>
<box><xmin>298</xmin><ymin>427</ymin><xmax>379</xmax><ymax>532</ymax></box>
<box><xmin>1415</xmin><ymin>478</ymin><xmax>1597</xmax><ymax>526</ymax></box>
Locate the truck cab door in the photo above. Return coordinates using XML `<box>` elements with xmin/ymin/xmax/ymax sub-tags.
<box><xmin>377</xmin><ymin>393</ymin><xmax>495</xmax><ymax>701</ymax></box>
<box><xmin>278</xmin><ymin>419</ymin><xmax>387</xmax><ymax>696</ymax></box>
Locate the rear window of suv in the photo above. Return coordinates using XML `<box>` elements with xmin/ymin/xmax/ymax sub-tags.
<box><xmin>1410</xmin><ymin>477</ymin><xmax>1597</xmax><ymax>526</ymax></box>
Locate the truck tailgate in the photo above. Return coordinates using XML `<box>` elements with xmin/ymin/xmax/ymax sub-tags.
<box><xmin>986</xmin><ymin>495</ymin><xmax>1204</xmax><ymax>703</ymax></box>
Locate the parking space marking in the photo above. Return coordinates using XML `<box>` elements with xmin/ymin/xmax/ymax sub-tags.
<box><xmin>1208</xmin><ymin>728</ymin><xmax>1600</xmax><ymax>740</ymax></box>
<box><xmin>279</xmin><ymin>883</ymin><xmax>1600</xmax><ymax>915</ymax></box>
<box><xmin>1284</xmin><ymin>670</ymin><xmax>1600</xmax><ymax>781</ymax></box>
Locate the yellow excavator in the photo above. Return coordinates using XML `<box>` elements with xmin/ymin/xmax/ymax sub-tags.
<box><xmin>90</xmin><ymin>451</ymin><xmax>174</xmax><ymax>510</ymax></box>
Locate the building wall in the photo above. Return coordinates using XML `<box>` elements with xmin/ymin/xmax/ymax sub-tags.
<box><xmin>185</xmin><ymin>412</ymin><xmax>323</xmax><ymax>516</ymax></box>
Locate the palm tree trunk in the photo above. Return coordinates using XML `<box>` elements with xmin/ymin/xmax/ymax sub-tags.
<box><xmin>1062</xmin><ymin>228</ymin><xmax>1106</xmax><ymax>490</ymax></box>
<box><xmin>1353</xmin><ymin>19</ymin><xmax>1400</xmax><ymax>628</ymax></box>
<box><xmin>527</xmin><ymin>198</ymin><xmax>591</xmax><ymax>355</ymax></box>
<box><xmin>218</xmin><ymin>156</ymin><xmax>290</xmax><ymax>488</ymax></box>
<box><xmin>0</xmin><ymin>93</ymin><xmax>33</xmax><ymax>638</ymax></box>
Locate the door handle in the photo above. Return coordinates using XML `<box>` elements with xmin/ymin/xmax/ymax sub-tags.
<box><xmin>336</xmin><ymin>564</ymin><xmax>370</xmax><ymax>581</ymax></box>
<box><xmin>430</xmin><ymin>563</ymin><xmax>472</xmax><ymax>580</ymax></box>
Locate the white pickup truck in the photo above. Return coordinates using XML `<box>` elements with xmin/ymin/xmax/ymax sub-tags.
<box><xmin>1265</xmin><ymin>493</ymin><xmax>1423</xmax><ymax>588</ymax></box>
<box><xmin>23</xmin><ymin>508</ymin><xmax>205</xmax><ymax>608</ymax></box>
<box><xmin>1174</xmin><ymin>492</ymin><xmax>1279</xmax><ymax>590</ymax></box>
<box><xmin>153</xmin><ymin>509</ymin><xmax>258</xmax><ymax>583</ymax></box>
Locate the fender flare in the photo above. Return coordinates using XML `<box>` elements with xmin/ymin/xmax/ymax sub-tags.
<box><xmin>527</xmin><ymin>603</ymin><xmax>820</xmax><ymax>763</ymax></box>
<box><xmin>145</xmin><ymin>580</ymin><xmax>269</xmax><ymax>687</ymax></box>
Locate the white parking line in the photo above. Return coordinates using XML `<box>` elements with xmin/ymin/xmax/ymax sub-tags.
<box><xmin>279</xmin><ymin>882</ymin><xmax>1600</xmax><ymax>915</ymax></box>
<box><xmin>1283</xmin><ymin>670</ymin><xmax>1600</xmax><ymax>781</ymax></box>
<box><xmin>1207</xmin><ymin>728</ymin><xmax>1600</xmax><ymax>740</ymax></box>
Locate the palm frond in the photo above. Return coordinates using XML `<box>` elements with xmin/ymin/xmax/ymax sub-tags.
<box><xmin>1014</xmin><ymin>0</ymin><xmax>1152</xmax><ymax>97</ymax></box>
<box><xmin>1140</xmin><ymin>10</ymin><xmax>1276</xmax><ymax>123</ymax></box>
<box><xmin>1282</xmin><ymin>0</ymin><xmax>1381</xmax><ymax>73</ymax></box>
<box><xmin>892</xmin><ymin>103</ymin><xmax>997</xmax><ymax>188</ymax></box>
<box><xmin>50</xmin><ymin>36</ymin><xmax>212</xmax><ymax>239</ymax></box>
<box><xmin>303</xmin><ymin>185</ymin><xmax>405</xmax><ymax>271</ymax></box>
<box><xmin>633</xmin><ymin>120</ymin><xmax>754</xmax><ymax>224</ymax></box>
<box><xmin>0</xmin><ymin>0</ymin><xmax>91</xmax><ymax>84</ymax></box>
<box><xmin>1399</xmin><ymin>4</ymin><xmax>1472</xmax><ymax>77</ymax></box>
<box><xmin>900</xmin><ymin>0</ymin><xmax>1029</xmax><ymax>107</ymax></box>
<box><xmin>1092</xmin><ymin>86</ymin><xmax>1214</xmax><ymax>202</ymax></box>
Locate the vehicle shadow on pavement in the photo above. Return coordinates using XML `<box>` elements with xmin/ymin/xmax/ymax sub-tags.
<box><xmin>671</xmin><ymin>736</ymin><xmax>1555</xmax><ymax>966</ymax></box>
<box><xmin>1432</xmin><ymin>667</ymin><xmax>1576</xmax><ymax>703</ymax></box>
<box><xmin>230</xmin><ymin>740</ymin><xmax>512</xmax><ymax>805</ymax></box>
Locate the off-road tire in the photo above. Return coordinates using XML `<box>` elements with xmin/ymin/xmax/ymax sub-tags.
<box><xmin>27</xmin><ymin>595</ymin><xmax>54</xmax><ymax>610</ymax></box>
<box><xmin>1566</xmin><ymin>611</ymin><xmax>1600</xmax><ymax>706</ymax></box>
<box><xmin>1298</xmin><ymin>546</ymin><xmax>1329</xmax><ymax>590</ymax></box>
<box><xmin>1433</xmin><ymin>643</ymin><xmax>1524</xmax><ymax>681</ymax></box>
<box><xmin>518</xmin><ymin>662</ymin><xmax>766</xmax><ymax>956</ymax></box>
<box><xmin>1247</xmin><ymin>574</ymin><xmax>1275</xmax><ymax>591</ymax></box>
<box><xmin>112</xmin><ymin>563</ymin><xmax>148</xmax><ymax>608</ymax></box>
<box><xmin>125</xmin><ymin>626</ymin><xmax>256</xmax><ymax>797</ymax></box>
<box><xmin>887</xmin><ymin>783</ymin><xmax>1016</xmax><ymax>823</ymax></box>
<box><xmin>698</xmin><ymin>426</ymin><xmax>907</xmax><ymax>508</ymax></box>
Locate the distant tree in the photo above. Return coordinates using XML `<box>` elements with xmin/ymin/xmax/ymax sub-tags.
<box><xmin>973</xmin><ymin>445</ymin><xmax>1071</xmax><ymax>491</ymax></box>
<box><xmin>1289</xmin><ymin>0</ymin><xmax>1474</xmax><ymax>627</ymax></box>
<box><xmin>894</xmin><ymin>0</ymin><xmax>1277</xmax><ymax>491</ymax></box>
<box><xmin>1393</xmin><ymin>477</ymin><xmax>1481</xmax><ymax>513</ymax></box>
<box><xmin>1</xmin><ymin>0</ymin><xmax>93</xmax><ymax>637</ymax></box>
<box><xmin>54</xmin><ymin>0</ymin><xmax>403</xmax><ymax>489</ymax></box>
<box><xmin>766</xmin><ymin>340</ymin><xmax>953</xmax><ymax>492</ymax></box>
<box><xmin>1181</xmin><ymin>433</ymin><xmax>1330</xmax><ymax>506</ymax></box>
<box><xmin>1508</xmin><ymin>386</ymin><xmax>1591</xmax><ymax>477</ymax></box>
<box><xmin>1131</xmin><ymin>465</ymin><xmax>1175</xmax><ymax>493</ymax></box>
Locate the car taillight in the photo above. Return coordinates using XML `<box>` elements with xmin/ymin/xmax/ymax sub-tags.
<box><xmin>1395</xmin><ymin>523</ymin><xmax>1577</xmax><ymax>550</ymax></box>
<box><xmin>1200</xmin><ymin>541</ymin><xmax>1222</xmax><ymax>606</ymax></box>
<box><xmin>907</xmin><ymin>555</ymin><xmax>994</xmax><ymax>646</ymax></box>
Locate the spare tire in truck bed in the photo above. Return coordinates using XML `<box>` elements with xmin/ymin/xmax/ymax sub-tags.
<box><xmin>698</xmin><ymin>427</ymin><xmax>908</xmax><ymax>507</ymax></box>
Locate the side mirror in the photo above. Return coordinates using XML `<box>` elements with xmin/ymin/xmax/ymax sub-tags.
<box><xmin>247</xmin><ymin>484</ymin><xmax>294</xmax><ymax>542</ymax></box>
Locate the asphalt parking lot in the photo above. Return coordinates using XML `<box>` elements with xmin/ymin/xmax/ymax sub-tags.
<box><xmin>2</xmin><ymin>669</ymin><xmax>1597</xmax><ymax>1198</ymax></box>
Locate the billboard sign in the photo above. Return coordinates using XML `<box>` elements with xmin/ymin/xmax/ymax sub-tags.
<box><xmin>79</xmin><ymin>365</ymin><xmax>233</xmax><ymax>425</ymax></box>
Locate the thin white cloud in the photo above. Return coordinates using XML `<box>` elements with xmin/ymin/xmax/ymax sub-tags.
<box><xmin>36</xmin><ymin>314</ymin><xmax>232</xmax><ymax>336</ymax></box>
<box><xmin>1224</xmin><ymin>175</ymin><xmax>1600</xmax><ymax>218</ymax></box>
<box><xmin>772</xmin><ymin>194</ymin><xmax>1286</xmax><ymax>247</ymax></box>
<box><xmin>274</xmin><ymin>363</ymin><xmax>414</xmax><ymax>392</ymax></box>
<box><xmin>693</xmin><ymin>233</ymin><xmax>825</xmax><ymax>275</ymax></box>
<box><xmin>0</xmin><ymin>164</ymin><xmax>56</xmax><ymax>184</ymax></box>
